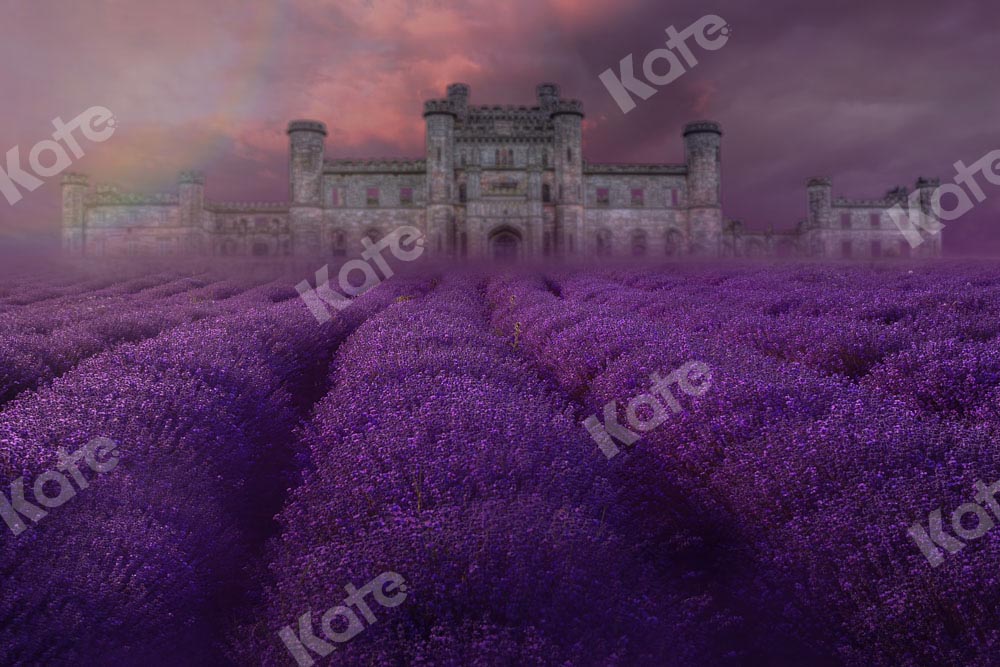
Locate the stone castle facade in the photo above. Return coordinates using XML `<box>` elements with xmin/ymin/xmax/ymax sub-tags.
<box><xmin>61</xmin><ymin>83</ymin><xmax>942</xmax><ymax>260</ymax></box>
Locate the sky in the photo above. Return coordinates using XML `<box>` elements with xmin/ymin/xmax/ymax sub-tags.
<box><xmin>0</xmin><ymin>0</ymin><xmax>997</xmax><ymax>254</ymax></box>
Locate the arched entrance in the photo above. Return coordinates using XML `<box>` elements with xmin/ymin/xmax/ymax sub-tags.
<box><xmin>488</xmin><ymin>226</ymin><xmax>522</xmax><ymax>261</ymax></box>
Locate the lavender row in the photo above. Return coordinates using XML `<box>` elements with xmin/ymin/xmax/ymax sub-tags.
<box><xmin>236</xmin><ymin>275</ymin><xmax>730</xmax><ymax>666</ymax></box>
<box><xmin>0</xmin><ymin>277</ymin><xmax>421</xmax><ymax>665</ymax></box>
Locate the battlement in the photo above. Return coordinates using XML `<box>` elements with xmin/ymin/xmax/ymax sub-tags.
<box><xmin>549</xmin><ymin>99</ymin><xmax>584</xmax><ymax>118</ymax></box>
<box><xmin>287</xmin><ymin>119</ymin><xmax>327</xmax><ymax>135</ymax></box>
<box><xmin>584</xmin><ymin>162</ymin><xmax>687</xmax><ymax>175</ymax></box>
<box><xmin>916</xmin><ymin>176</ymin><xmax>941</xmax><ymax>189</ymax></box>
<box><xmin>61</xmin><ymin>172</ymin><xmax>90</xmax><ymax>186</ymax></box>
<box><xmin>807</xmin><ymin>177</ymin><xmax>832</xmax><ymax>188</ymax></box>
<box><xmin>423</xmin><ymin>99</ymin><xmax>458</xmax><ymax>118</ymax></box>
<box><xmin>324</xmin><ymin>158</ymin><xmax>425</xmax><ymax>174</ymax></box>
<box><xmin>86</xmin><ymin>191</ymin><xmax>179</xmax><ymax>206</ymax></box>
<box><xmin>683</xmin><ymin>121</ymin><xmax>723</xmax><ymax>136</ymax></box>
<box><xmin>179</xmin><ymin>170</ymin><xmax>205</xmax><ymax>185</ymax></box>
<box><xmin>206</xmin><ymin>201</ymin><xmax>290</xmax><ymax>213</ymax></box>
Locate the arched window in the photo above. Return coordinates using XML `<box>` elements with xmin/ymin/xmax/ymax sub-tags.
<box><xmin>596</xmin><ymin>229</ymin><xmax>612</xmax><ymax>257</ymax></box>
<box><xmin>630</xmin><ymin>229</ymin><xmax>648</xmax><ymax>257</ymax></box>
<box><xmin>331</xmin><ymin>230</ymin><xmax>347</xmax><ymax>256</ymax></box>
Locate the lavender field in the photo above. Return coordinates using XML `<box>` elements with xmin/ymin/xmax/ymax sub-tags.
<box><xmin>1</xmin><ymin>259</ymin><xmax>999</xmax><ymax>666</ymax></box>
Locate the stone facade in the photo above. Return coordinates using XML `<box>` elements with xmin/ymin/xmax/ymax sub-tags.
<box><xmin>61</xmin><ymin>83</ymin><xmax>943</xmax><ymax>259</ymax></box>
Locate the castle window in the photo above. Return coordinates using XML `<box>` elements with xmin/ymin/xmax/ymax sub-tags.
<box><xmin>366</xmin><ymin>187</ymin><xmax>379</xmax><ymax>206</ymax></box>
<box><xmin>567</xmin><ymin>147</ymin><xmax>572</xmax><ymax>162</ymax></box>
<box><xmin>400</xmin><ymin>187</ymin><xmax>413</xmax><ymax>206</ymax></box>
<box><xmin>331</xmin><ymin>188</ymin><xmax>339</xmax><ymax>206</ymax></box>
<box><xmin>841</xmin><ymin>241</ymin><xmax>852</xmax><ymax>258</ymax></box>
<box><xmin>671</xmin><ymin>189</ymin><xmax>679</xmax><ymax>207</ymax></box>
<box><xmin>364</xmin><ymin>228</ymin><xmax>382</xmax><ymax>245</ymax></box>
<box><xmin>437</xmin><ymin>147</ymin><xmax>441</xmax><ymax>161</ymax></box>
<box><xmin>495</xmin><ymin>149</ymin><xmax>500</xmax><ymax>166</ymax></box>
<box><xmin>459</xmin><ymin>183</ymin><xmax>467</xmax><ymax>203</ymax></box>
<box><xmin>870</xmin><ymin>213</ymin><xmax>880</xmax><ymax>228</ymax></box>
<box><xmin>631</xmin><ymin>188</ymin><xmax>644</xmax><ymax>207</ymax></box>
<box><xmin>542</xmin><ymin>151</ymin><xmax>548</xmax><ymax>168</ymax></box>
<box><xmin>596</xmin><ymin>188</ymin><xmax>610</xmax><ymax>206</ymax></box>
<box><xmin>840</xmin><ymin>213</ymin><xmax>851</xmax><ymax>229</ymax></box>
<box><xmin>542</xmin><ymin>183</ymin><xmax>551</xmax><ymax>203</ymax></box>
<box><xmin>508</xmin><ymin>149</ymin><xmax>514</xmax><ymax>166</ymax></box>
<box><xmin>871</xmin><ymin>240</ymin><xmax>882</xmax><ymax>257</ymax></box>
<box><xmin>331</xmin><ymin>231</ymin><xmax>347</xmax><ymax>256</ymax></box>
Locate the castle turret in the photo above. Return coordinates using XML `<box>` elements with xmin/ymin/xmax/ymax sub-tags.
<box><xmin>61</xmin><ymin>172</ymin><xmax>89</xmax><ymax>255</ymax></box>
<box><xmin>423</xmin><ymin>93</ymin><xmax>457</xmax><ymax>256</ymax></box>
<box><xmin>806</xmin><ymin>177</ymin><xmax>832</xmax><ymax>227</ymax></box>
<box><xmin>683</xmin><ymin>121</ymin><xmax>723</xmax><ymax>256</ymax></box>
<box><xmin>287</xmin><ymin>120</ymin><xmax>327</xmax><ymax>256</ymax></box>
<box><xmin>548</xmin><ymin>85</ymin><xmax>584</xmax><ymax>256</ymax></box>
<box><xmin>916</xmin><ymin>176</ymin><xmax>944</xmax><ymax>256</ymax></box>
<box><xmin>447</xmin><ymin>83</ymin><xmax>470</xmax><ymax>119</ymax></box>
<box><xmin>178</xmin><ymin>170</ymin><xmax>205</xmax><ymax>228</ymax></box>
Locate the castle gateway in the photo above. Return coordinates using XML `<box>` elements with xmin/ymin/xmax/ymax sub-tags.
<box><xmin>61</xmin><ymin>83</ymin><xmax>942</xmax><ymax>260</ymax></box>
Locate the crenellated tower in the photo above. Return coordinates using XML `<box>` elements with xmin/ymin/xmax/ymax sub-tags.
<box><xmin>683</xmin><ymin>121</ymin><xmax>723</xmax><ymax>256</ymax></box>
<box><xmin>547</xmin><ymin>84</ymin><xmax>585</xmax><ymax>257</ymax></box>
<box><xmin>423</xmin><ymin>95</ymin><xmax>457</xmax><ymax>256</ymax></box>
<box><xmin>61</xmin><ymin>172</ymin><xmax>89</xmax><ymax>255</ymax></box>
<box><xmin>287</xmin><ymin>119</ymin><xmax>327</xmax><ymax>256</ymax></box>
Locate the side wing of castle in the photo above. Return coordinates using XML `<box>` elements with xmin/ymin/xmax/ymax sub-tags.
<box><xmin>61</xmin><ymin>83</ymin><xmax>943</xmax><ymax>260</ymax></box>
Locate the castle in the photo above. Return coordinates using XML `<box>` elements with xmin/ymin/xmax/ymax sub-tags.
<box><xmin>61</xmin><ymin>83</ymin><xmax>943</xmax><ymax>260</ymax></box>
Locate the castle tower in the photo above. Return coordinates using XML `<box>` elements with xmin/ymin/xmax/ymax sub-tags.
<box><xmin>447</xmin><ymin>83</ymin><xmax>470</xmax><ymax>119</ymax></box>
<box><xmin>683</xmin><ymin>121</ymin><xmax>723</xmax><ymax>256</ymax></box>
<box><xmin>287</xmin><ymin>120</ymin><xmax>327</xmax><ymax>256</ymax></box>
<box><xmin>61</xmin><ymin>172</ymin><xmax>89</xmax><ymax>256</ymax></box>
<box><xmin>423</xmin><ymin>94</ymin><xmax>457</xmax><ymax>257</ymax></box>
<box><xmin>547</xmin><ymin>84</ymin><xmax>584</xmax><ymax>257</ymax></box>
<box><xmin>806</xmin><ymin>177</ymin><xmax>832</xmax><ymax>227</ymax></box>
<box><xmin>178</xmin><ymin>170</ymin><xmax>205</xmax><ymax>228</ymax></box>
<box><xmin>916</xmin><ymin>176</ymin><xmax>943</xmax><ymax>256</ymax></box>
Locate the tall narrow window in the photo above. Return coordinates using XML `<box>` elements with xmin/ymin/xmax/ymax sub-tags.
<box><xmin>631</xmin><ymin>188</ymin><xmax>644</xmax><ymax>207</ymax></box>
<box><xmin>366</xmin><ymin>187</ymin><xmax>379</xmax><ymax>207</ymax></box>
<box><xmin>331</xmin><ymin>188</ymin><xmax>339</xmax><ymax>206</ymax></box>
<box><xmin>567</xmin><ymin>147</ymin><xmax>572</xmax><ymax>162</ymax></box>
<box><xmin>508</xmin><ymin>149</ymin><xmax>514</xmax><ymax>166</ymax></box>
<box><xmin>671</xmin><ymin>189</ymin><xmax>679</xmax><ymax>207</ymax></box>
<box><xmin>542</xmin><ymin>151</ymin><xmax>548</xmax><ymax>168</ymax></box>
<box><xmin>840</xmin><ymin>213</ymin><xmax>851</xmax><ymax>229</ymax></box>
<box><xmin>870</xmin><ymin>213</ymin><xmax>880</xmax><ymax>228</ymax></box>
<box><xmin>495</xmin><ymin>149</ymin><xmax>500</xmax><ymax>166</ymax></box>
<box><xmin>459</xmin><ymin>183</ymin><xmax>467</xmax><ymax>203</ymax></box>
<box><xmin>542</xmin><ymin>183</ymin><xmax>551</xmax><ymax>203</ymax></box>
<box><xmin>400</xmin><ymin>187</ymin><xmax>413</xmax><ymax>206</ymax></box>
<box><xmin>596</xmin><ymin>187</ymin><xmax>610</xmax><ymax>206</ymax></box>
